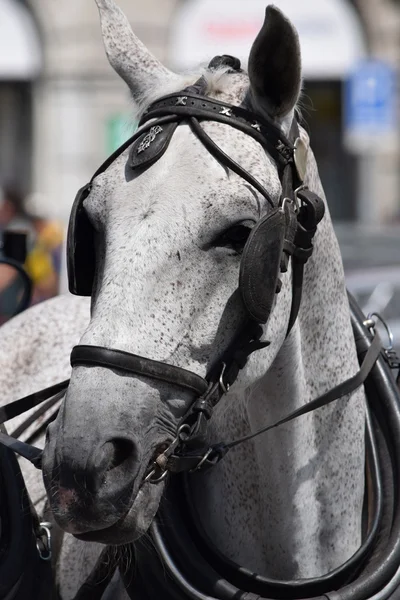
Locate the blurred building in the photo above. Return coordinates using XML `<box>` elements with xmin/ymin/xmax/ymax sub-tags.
<box><xmin>0</xmin><ymin>0</ymin><xmax>400</xmax><ymax>265</ymax></box>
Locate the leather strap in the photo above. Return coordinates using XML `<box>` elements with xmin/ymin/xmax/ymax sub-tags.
<box><xmin>0</xmin><ymin>432</ymin><xmax>42</xmax><ymax>468</ymax></box>
<box><xmin>166</xmin><ymin>333</ymin><xmax>382</xmax><ymax>473</ymax></box>
<box><xmin>286</xmin><ymin>189</ymin><xmax>326</xmax><ymax>335</ymax></box>
<box><xmin>0</xmin><ymin>382</ymin><xmax>68</xmax><ymax>425</ymax></box>
<box><xmin>10</xmin><ymin>394</ymin><xmax>62</xmax><ymax>440</ymax></box>
<box><xmin>71</xmin><ymin>346</ymin><xmax>209</xmax><ymax>396</ymax></box>
<box><xmin>141</xmin><ymin>93</ymin><xmax>294</xmax><ymax>168</ymax></box>
<box><xmin>0</xmin><ymin>384</ymin><xmax>68</xmax><ymax>469</ymax></box>
<box><xmin>189</xmin><ymin>118</ymin><xmax>275</xmax><ymax>208</ymax></box>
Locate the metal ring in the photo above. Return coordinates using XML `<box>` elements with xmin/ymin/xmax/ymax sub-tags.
<box><xmin>36</xmin><ymin>523</ymin><xmax>52</xmax><ymax>561</ymax></box>
<box><xmin>177</xmin><ymin>424</ymin><xmax>191</xmax><ymax>441</ymax></box>
<box><xmin>365</xmin><ymin>312</ymin><xmax>394</xmax><ymax>350</ymax></box>
<box><xmin>191</xmin><ymin>447</ymin><xmax>213</xmax><ymax>472</ymax></box>
<box><xmin>144</xmin><ymin>467</ymin><xmax>169</xmax><ymax>484</ymax></box>
<box><xmin>219</xmin><ymin>363</ymin><xmax>230</xmax><ymax>395</ymax></box>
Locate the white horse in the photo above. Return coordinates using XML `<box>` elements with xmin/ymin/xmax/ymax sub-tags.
<box><xmin>41</xmin><ymin>0</ymin><xmax>366</xmax><ymax>591</ymax></box>
<box><xmin>1</xmin><ymin>2</ymin><xmax>373</xmax><ymax>598</ymax></box>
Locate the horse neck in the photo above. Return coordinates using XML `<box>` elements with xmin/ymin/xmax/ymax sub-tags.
<box><xmin>190</xmin><ymin>149</ymin><xmax>366</xmax><ymax>579</ymax></box>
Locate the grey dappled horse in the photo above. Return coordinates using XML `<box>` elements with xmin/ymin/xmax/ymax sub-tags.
<box><xmin>41</xmin><ymin>1</ymin><xmax>366</xmax><ymax>596</ymax></box>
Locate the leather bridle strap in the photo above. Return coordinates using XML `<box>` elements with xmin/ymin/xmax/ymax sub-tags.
<box><xmin>0</xmin><ymin>382</ymin><xmax>69</xmax><ymax>468</ymax></box>
<box><xmin>165</xmin><ymin>333</ymin><xmax>383</xmax><ymax>473</ymax></box>
<box><xmin>0</xmin><ymin>431</ymin><xmax>43</xmax><ymax>468</ymax></box>
<box><xmin>140</xmin><ymin>92</ymin><xmax>294</xmax><ymax>169</ymax></box>
<box><xmin>71</xmin><ymin>346</ymin><xmax>209</xmax><ymax>396</ymax></box>
<box><xmin>189</xmin><ymin>118</ymin><xmax>275</xmax><ymax>208</ymax></box>
<box><xmin>0</xmin><ymin>380</ymin><xmax>68</xmax><ymax>424</ymax></box>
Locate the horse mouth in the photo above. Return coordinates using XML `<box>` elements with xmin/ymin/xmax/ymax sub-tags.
<box><xmin>73</xmin><ymin>481</ymin><xmax>164</xmax><ymax>545</ymax></box>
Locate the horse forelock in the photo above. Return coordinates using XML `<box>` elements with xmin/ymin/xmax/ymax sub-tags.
<box><xmin>133</xmin><ymin>66</ymin><xmax>254</xmax><ymax>123</ymax></box>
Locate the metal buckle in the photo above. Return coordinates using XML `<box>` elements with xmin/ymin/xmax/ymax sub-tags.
<box><xmin>36</xmin><ymin>522</ymin><xmax>52</xmax><ymax>561</ymax></box>
<box><xmin>143</xmin><ymin>468</ymin><xmax>169</xmax><ymax>484</ymax></box>
<box><xmin>191</xmin><ymin>447</ymin><xmax>214</xmax><ymax>472</ymax></box>
<box><xmin>364</xmin><ymin>313</ymin><xmax>400</xmax><ymax>370</ymax></box>
<box><xmin>280</xmin><ymin>185</ymin><xmax>305</xmax><ymax>215</ymax></box>
<box><xmin>143</xmin><ymin>424</ymin><xmax>191</xmax><ymax>484</ymax></box>
<box><xmin>364</xmin><ymin>312</ymin><xmax>394</xmax><ymax>350</ymax></box>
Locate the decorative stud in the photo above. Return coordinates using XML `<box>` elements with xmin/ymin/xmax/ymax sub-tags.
<box><xmin>137</xmin><ymin>126</ymin><xmax>163</xmax><ymax>154</ymax></box>
<box><xmin>251</xmin><ymin>122</ymin><xmax>261</xmax><ymax>131</ymax></box>
<box><xmin>219</xmin><ymin>107</ymin><xmax>232</xmax><ymax>117</ymax></box>
<box><xmin>176</xmin><ymin>96</ymin><xmax>188</xmax><ymax>106</ymax></box>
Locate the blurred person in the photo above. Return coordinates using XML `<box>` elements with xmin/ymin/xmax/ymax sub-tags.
<box><xmin>0</xmin><ymin>184</ymin><xmax>33</xmax><ymax>236</ymax></box>
<box><xmin>0</xmin><ymin>230</ymin><xmax>31</xmax><ymax>324</ymax></box>
<box><xmin>0</xmin><ymin>185</ymin><xmax>63</xmax><ymax>305</ymax></box>
<box><xmin>23</xmin><ymin>192</ymin><xmax>64</xmax><ymax>304</ymax></box>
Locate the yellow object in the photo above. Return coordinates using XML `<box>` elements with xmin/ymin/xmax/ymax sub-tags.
<box><xmin>25</xmin><ymin>248</ymin><xmax>54</xmax><ymax>283</ymax></box>
<box><xmin>24</xmin><ymin>221</ymin><xmax>63</xmax><ymax>284</ymax></box>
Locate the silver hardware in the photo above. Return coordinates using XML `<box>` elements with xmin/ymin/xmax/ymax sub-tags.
<box><xmin>280</xmin><ymin>185</ymin><xmax>305</xmax><ymax>215</ymax></box>
<box><xmin>280</xmin><ymin>197</ymin><xmax>293</xmax><ymax>214</ymax></box>
<box><xmin>219</xmin><ymin>363</ymin><xmax>230</xmax><ymax>395</ymax></box>
<box><xmin>220</xmin><ymin>107</ymin><xmax>232</xmax><ymax>117</ymax></box>
<box><xmin>294</xmin><ymin>137</ymin><xmax>308</xmax><ymax>183</ymax></box>
<box><xmin>251</xmin><ymin>122</ymin><xmax>261</xmax><ymax>131</ymax></box>
<box><xmin>36</xmin><ymin>522</ymin><xmax>52</xmax><ymax>561</ymax></box>
<box><xmin>177</xmin><ymin>423</ymin><xmax>191</xmax><ymax>441</ymax></box>
<box><xmin>293</xmin><ymin>184</ymin><xmax>306</xmax><ymax>212</ymax></box>
<box><xmin>364</xmin><ymin>312</ymin><xmax>394</xmax><ymax>351</ymax></box>
<box><xmin>137</xmin><ymin>125</ymin><xmax>163</xmax><ymax>154</ymax></box>
<box><xmin>143</xmin><ymin>424</ymin><xmax>191</xmax><ymax>485</ymax></box>
<box><xmin>176</xmin><ymin>96</ymin><xmax>188</xmax><ymax>106</ymax></box>
<box><xmin>144</xmin><ymin>467</ymin><xmax>169</xmax><ymax>484</ymax></box>
<box><xmin>191</xmin><ymin>447</ymin><xmax>214</xmax><ymax>472</ymax></box>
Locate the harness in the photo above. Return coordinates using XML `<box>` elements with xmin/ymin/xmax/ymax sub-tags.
<box><xmin>0</xmin><ymin>56</ymin><xmax>399</xmax><ymax>600</ymax></box>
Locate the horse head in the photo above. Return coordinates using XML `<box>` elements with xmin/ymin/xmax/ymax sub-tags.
<box><xmin>42</xmin><ymin>3</ymin><xmax>363</xmax><ymax>566</ymax></box>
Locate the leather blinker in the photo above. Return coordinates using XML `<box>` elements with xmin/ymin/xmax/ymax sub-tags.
<box><xmin>67</xmin><ymin>184</ymin><xmax>96</xmax><ymax>296</ymax></box>
<box><xmin>239</xmin><ymin>208</ymin><xmax>286</xmax><ymax>323</ymax></box>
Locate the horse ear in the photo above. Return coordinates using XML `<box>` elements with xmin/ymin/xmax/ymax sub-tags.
<box><xmin>94</xmin><ymin>0</ymin><xmax>179</xmax><ymax>101</ymax></box>
<box><xmin>248</xmin><ymin>5</ymin><xmax>302</xmax><ymax>119</ymax></box>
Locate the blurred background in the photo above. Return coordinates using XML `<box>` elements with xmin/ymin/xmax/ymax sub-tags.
<box><xmin>0</xmin><ymin>0</ymin><xmax>400</xmax><ymax>352</ymax></box>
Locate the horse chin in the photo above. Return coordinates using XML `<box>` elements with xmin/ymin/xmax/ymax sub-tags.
<box><xmin>68</xmin><ymin>483</ymin><xmax>164</xmax><ymax>545</ymax></box>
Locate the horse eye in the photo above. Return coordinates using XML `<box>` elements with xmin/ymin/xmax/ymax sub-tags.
<box><xmin>214</xmin><ymin>224</ymin><xmax>253</xmax><ymax>252</ymax></box>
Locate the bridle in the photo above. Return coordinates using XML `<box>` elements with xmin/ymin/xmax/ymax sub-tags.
<box><xmin>0</xmin><ymin>55</ymin><xmax>399</xmax><ymax>600</ymax></box>
<box><xmin>0</xmin><ymin>58</ymin><xmax>383</xmax><ymax>477</ymax></box>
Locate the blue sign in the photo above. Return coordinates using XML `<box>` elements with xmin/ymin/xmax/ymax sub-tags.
<box><xmin>344</xmin><ymin>59</ymin><xmax>397</xmax><ymax>151</ymax></box>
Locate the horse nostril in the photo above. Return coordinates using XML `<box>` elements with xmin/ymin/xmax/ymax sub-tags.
<box><xmin>107</xmin><ymin>438</ymin><xmax>137</xmax><ymax>471</ymax></box>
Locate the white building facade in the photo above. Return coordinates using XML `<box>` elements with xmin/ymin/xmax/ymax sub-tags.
<box><xmin>1</xmin><ymin>0</ymin><xmax>399</xmax><ymax>235</ymax></box>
